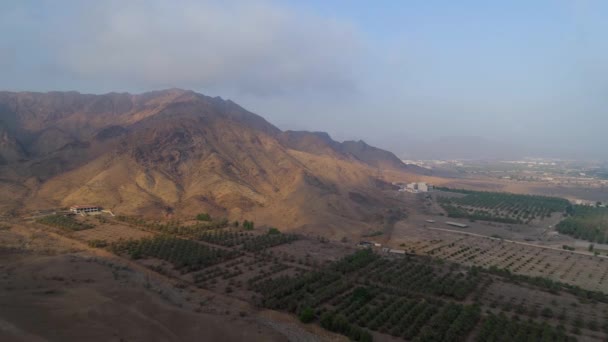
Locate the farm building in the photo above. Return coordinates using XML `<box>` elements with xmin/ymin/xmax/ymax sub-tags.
<box><xmin>70</xmin><ymin>205</ymin><xmax>102</xmax><ymax>214</ymax></box>
<box><xmin>389</xmin><ymin>249</ymin><xmax>406</xmax><ymax>255</ymax></box>
<box><xmin>358</xmin><ymin>241</ymin><xmax>373</xmax><ymax>248</ymax></box>
<box><xmin>417</xmin><ymin>183</ymin><xmax>430</xmax><ymax>192</ymax></box>
<box><xmin>402</xmin><ymin>182</ymin><xmax>433</xmax><ymax>193</ymax></box>
<box><xmin>446</xmin><ymin>221</ymin><xmax>468</xmax><ymax>228</ymax></box>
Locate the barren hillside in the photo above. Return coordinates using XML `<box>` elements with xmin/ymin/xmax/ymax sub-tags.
<box><xmin>0</xmin><ymin>90</ymin><xmax>420</xmax><ymax>235</ymax></box>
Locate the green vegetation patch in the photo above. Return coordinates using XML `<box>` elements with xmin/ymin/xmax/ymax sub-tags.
<box><xmin>111</xmin><ymin>235</ymin><xmax>240</xmax><ymax>272</ymax></box>
<box><xmin>251</xmin><ymin>250</ymin><xmax>483</xmax><ymax>341</ymax></box>
<box><xmin>242</xmin><ymin>232</ymin><xmax>299</xmax><ymax>252</ymax></box>
<box><xmin>196</xmin><ymin>212</ymin><xmax>211</xmax><ymax>221</ymax></box>
<box><xmin>242</xmin><ymin>220</ymin><xmax>255</xmax><ymax>230</ymax></box>
<box><xmin>249</xmin><ymin>248</ymin><xmax>586</xmax><ymax>341</ymax></box>
<box><xmin>197</xmin><ymin>230</ymin><xmax>255</xmax><ymax>247</ymax></box>
<box><xmin>557</xmin><ymin>206</ymin><xmax>608</xmax><ymax>243</ymax></box>
<box><xmin>476</xmin><ymin>312</ymin><xmax>573</xmax><ymax>342</ymax></box>
<box><xmin>37</xmin><ymin>214</ymin><xmax>94</xmax><ymax>231</ymax></box>
<box><xmin>116</xmin><ymin>215</ymin><xmax>229</xmax><ymax>235</ymax></box>
<box><xmin>436</xmin><ymin>188</ymin><xmax>569</xmax><ymax>224</ymax></box>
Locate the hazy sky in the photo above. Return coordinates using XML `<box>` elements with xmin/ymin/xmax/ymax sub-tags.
<box><xmin>1</xmin><ymin>1</ymin><xmax>607</xmax><ymax>159</ymax></box>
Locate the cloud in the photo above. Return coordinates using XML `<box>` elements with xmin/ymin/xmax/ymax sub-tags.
<box><xmin>2</xmin><ymin>1</ymin><xmax>607</xmax><ymax>159</ymax></box>
<box><xmin>44</xmin><ymin>1</ymin><xmax>363</xmax><ymax>96</ymax></box>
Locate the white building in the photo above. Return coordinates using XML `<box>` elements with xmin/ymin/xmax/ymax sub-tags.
<box><xmin>70</xmin><ymin>205</ymin><xmax>102</xmax><ymax>214</ymax></box>
<box><xmin>446</xmin><ymin>221</ymin><xmax>468</xmax><ymax>228</ymax></box>
<box><xmin>403</xmin><ymin>182</ymin><xmax>432</xmax><ymax>193</ymax></box>
<box><xmin>417</xmin><ymin>182</ymin><xmax>429</xmax><ymax>192</ymax></box>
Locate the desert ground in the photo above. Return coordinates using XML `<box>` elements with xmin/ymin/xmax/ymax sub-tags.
<box><xmin>0</xmin><ymin>222</ymin><xmax>346</xmax><ymax>342</ymax></box>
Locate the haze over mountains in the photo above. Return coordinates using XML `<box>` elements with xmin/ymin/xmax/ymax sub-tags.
<box><xmin>397</xmin><ymin>136</ymin><xmax>597</xmax><ymax>161</ymax></box>
<box><xmin>396</xmin><ymin>136</ymin><xmax>529</xmax><ymax>161</ymax></box>
<box><xmin>0</xmin><ymin>89</ymin><xmax>418</xmax><ymax>234</ymax></box>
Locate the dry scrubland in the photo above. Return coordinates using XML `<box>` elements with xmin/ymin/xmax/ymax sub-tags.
<box><xmin>0</xmin><ymin>221</ymin><xmax>344</xmax><ymax>342</ymax></box>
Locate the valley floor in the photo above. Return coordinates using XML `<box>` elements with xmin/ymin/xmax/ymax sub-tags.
<box><xmin>2</xmin><ymin>188</ymin><xmax>608</xmax><ymax>342</ymax></box>
<box><xmin>0</xmin><ymin>223</ymin><xmax>343</xmax><ymax>342</ymax></box>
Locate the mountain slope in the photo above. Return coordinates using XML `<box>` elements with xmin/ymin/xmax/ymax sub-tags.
<box><xmin>279</xmin><ymin>131</ymin><xmax>418</xmax><ymax>172</ymax></box>
<box><xmin>0</xmin><ymin>89</ymin><xmax>416</xmax><ymax>235</ymax></box>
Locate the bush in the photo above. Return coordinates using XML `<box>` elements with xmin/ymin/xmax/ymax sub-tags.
<box><xmin>351</xmin><ymin>287</ymin><xmax>372</xmax><ymax>303</ymax></box>
<box><xmin>88</xmin><ymin>239</ymin><xmax>108</xmax><ymax>248</ymax></box>
<box><xmin>557</xmin><ymin>206</ymin><xmax>608</xmax><ymax>243</ymax></box>
<box><xmin>540</xmin><ymin>307</ymin><xmax>553</xmax><ymax>318</ymax></box>
<box><xmin>37</xmin><ymin>215</ymin><xmax>94</xmax><ymax>231</ymax></box>
<box><xmin>587</xmin><ymin>320</ymin><xmax>598</xmax><ymax>331</ymax></box>
<box><xmin>111</xmin><ymin>235</ymin><xmax>239</xmax><ymax>271</ymax></box>
<box><xmin>243</xmin><ymin>220</ymin><xmax>255</xmax><ymax>230</ymax></box>
<box><xmin>196</xmin><ymin>213</ymin><xmax>212</xmax><ymax>221</ymax></box>
<box><xmin>299</xmin><ymin>307</ymin><xmax>314</xmax><ymax>323</ymax></box>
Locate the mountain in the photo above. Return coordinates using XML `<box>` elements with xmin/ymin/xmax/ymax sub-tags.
<box><xmin>0</xmin><ymin>89</ymin><xmax>416</xmax><ymax>235</ymax></box>
<box><xmin>278</xmin><ymin>131</ymin><xmax>429</xmax><ymax>176</ymax></box>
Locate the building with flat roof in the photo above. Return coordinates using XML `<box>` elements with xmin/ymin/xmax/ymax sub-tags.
<box><xmin>402</xmin><ymin>182</ymin><xmax>433</xmax><ymax>193</ymax></box>
<box><xmin>417</xmin><ymin>183</ymin><xmax>428</xmax><ymax>192</ymax></box>
<box><xmin>70</xmin><ymin>205</ymin><xmax>101</xmax><ymax>214</ymax></box>
<box><xmin>389</xmin><ymin>249</ymin><xmax>406</xmax><ymax>255</ymax></box>
<box><xmin>446</xmin><ymin>221</ymin><xmax>468</xmax><ymax>228</ymax></box>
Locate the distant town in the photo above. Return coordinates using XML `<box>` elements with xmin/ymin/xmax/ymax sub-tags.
<box><xmin>402</xmin><ymin>158</ymin><xmax>608</xmax><ymax>204</ymax></box>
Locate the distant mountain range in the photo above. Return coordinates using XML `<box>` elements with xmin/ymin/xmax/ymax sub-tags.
<box><xmin>395</xmin><ymin>136</ymin><xmax>541</xmax><ymax>161</ymax></box>
<box><xmin>0</xmin><ymin>89</ymin><xmax>421</xmax><ymax>234</ymax></box>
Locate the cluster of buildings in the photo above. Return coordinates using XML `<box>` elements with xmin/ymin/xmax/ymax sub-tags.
<box><xmin>573</xmin><ymin>199</ymin><xmax>606</xmax><ymax>207</ymax></box>
<box><xmin>358</xmin><ymin>241</ymin><xmax>413</xmax><ymax>256</ymax></box>
<box><xmin>397</xmin><ymin>182</ymin><xmax>433</xmax><ymax>193</ymax></box>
